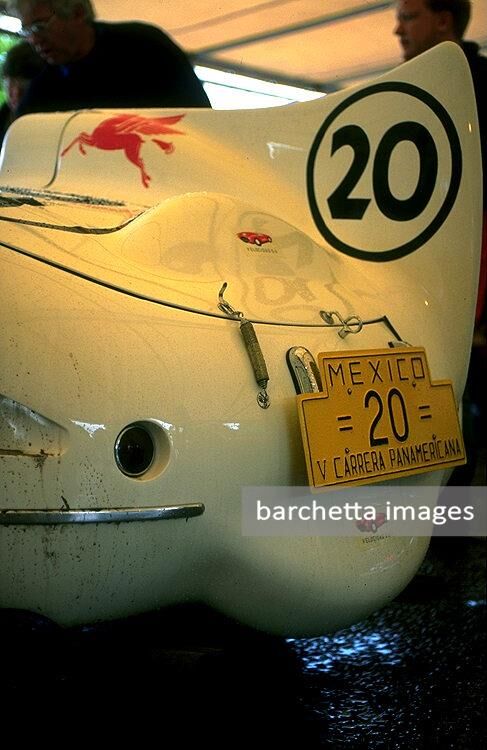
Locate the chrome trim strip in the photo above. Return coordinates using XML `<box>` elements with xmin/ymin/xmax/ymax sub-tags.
<box><xmin>0</xmin><ymin>503</ymin><xmax>205</xmax><ymax>525</ymax></box>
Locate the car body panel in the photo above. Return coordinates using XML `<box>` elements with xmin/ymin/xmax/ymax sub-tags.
<box><xmin>0</xmin><ymin>43</ymin><xmax>482</xmax><ymax>635</ymax></box>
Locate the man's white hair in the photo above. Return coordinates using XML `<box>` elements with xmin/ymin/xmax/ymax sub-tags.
<box><xmin>6</xmin><ymin>1</ymin><xmax>96</xmax><ymax>21</ymax></box>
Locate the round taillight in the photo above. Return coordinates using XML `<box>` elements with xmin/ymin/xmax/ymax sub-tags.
<box><xmin>114</xmin><ymin>424</ymin><xmax>155</xmax><ymax>477</ymax></box>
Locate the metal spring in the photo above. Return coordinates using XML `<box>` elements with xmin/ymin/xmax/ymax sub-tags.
<box><xmin>240</xmin><ymin>319</ymin><xmax>269</xmax><ymax>390</ymax></box>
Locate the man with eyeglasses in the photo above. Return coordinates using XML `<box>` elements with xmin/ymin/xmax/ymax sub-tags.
<box><xmin>5</xmin><ymin>0</ymin><xmax>210</xmax><ymax>116</ymax></box>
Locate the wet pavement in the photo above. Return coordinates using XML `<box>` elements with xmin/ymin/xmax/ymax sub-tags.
<box><xmin>1</xmin><ymin>536</ymin><xmax>485</xmax><ymax>747</ymax></box>
<box><xmin>292</xmin><ymin>536</ymin><xmax>486</xmax><ymax>748</ymax></box>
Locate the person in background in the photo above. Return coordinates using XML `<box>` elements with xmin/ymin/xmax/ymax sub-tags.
<box><xmin>395</xmin><ymin>0</ymin><xmax>486</xmax><ymax>483</ymax></box>
<box><xmin>394</xmin><ymin>0</ymin><xmax>485</xmax><ymax>197</ymax></box>
<box><xmin>5</xmin><ymin>0</ymin><xmax>210</xmax><ymax>116</ymax></box>
<box><xmin>0</xmin><ymin>40</ymin><xmax>43</xmax><ymax>143</ymax></box>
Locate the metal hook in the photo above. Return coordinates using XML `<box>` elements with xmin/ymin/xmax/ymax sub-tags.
<box><xmin>218</xmin><ymin>282</ymin><xmax>243</xmax><ymax>319</ymax></box>
<box><xmin>320</xmin><ymin>310</ymin><xmax>363</xmax><ymax>339</ymax></box>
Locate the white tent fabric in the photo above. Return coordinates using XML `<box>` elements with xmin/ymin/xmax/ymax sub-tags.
<box><xmin>93</xmin><ymin>0</ymin><xmax>487</xmax><ymax>92</ymax></box>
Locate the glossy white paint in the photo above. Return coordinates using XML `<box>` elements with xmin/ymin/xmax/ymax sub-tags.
<box><xmin>0</xmin><ymin>44</ymin><xmax>482</xmax><ymax>635</ymax></box>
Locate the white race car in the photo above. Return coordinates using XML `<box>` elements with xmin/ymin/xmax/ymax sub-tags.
<box><xmin>0</xmin><ymin>43</ymin><xmax>481</xmax><ymax>635</ymax></box>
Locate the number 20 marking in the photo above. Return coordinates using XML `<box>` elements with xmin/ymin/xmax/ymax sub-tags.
<box><xmin>327</xmin><ymin>121</ymin><xmax>438</xmax><ymax>222</ymax></box>
<box><xmin>365</xmin><ymin>388</ymin><xmax>409</xmax><ymax>447</ymax></box>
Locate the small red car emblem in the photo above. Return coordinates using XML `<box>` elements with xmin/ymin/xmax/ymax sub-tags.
<box><xmin>356</xmin><ymin>513</ymin><xmax>387</xmax><ymax>533</ymax></box>
<box><xmin>237</xmin><ymin>232</ymin><xmax>272</xmax><ymax>246</ymax></box>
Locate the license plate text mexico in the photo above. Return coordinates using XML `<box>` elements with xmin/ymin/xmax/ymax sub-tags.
<box><xmin>297</xmin><ymin>348</ymin><xmax>465</xmax><ymax>489</ymax></box>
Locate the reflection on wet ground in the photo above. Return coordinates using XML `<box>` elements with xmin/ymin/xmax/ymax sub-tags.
<box><xmin>292</xmin><ymin>537</ymin><xmax>486</xmax><ymax>747</ymax></box>
<box><xmin>1</xmin><ymin>537</ymin><xmax>485</xmax><ymax>747</ymax></box>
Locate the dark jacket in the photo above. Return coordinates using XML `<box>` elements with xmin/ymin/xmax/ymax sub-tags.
<box><xmin>0</xmin><ymin>103</ymin><xmax>13</xmax><ymax>145</ymax></box>
<box><xmin>16</xmin><ymin>21</ymin><xmax>210</xmax><ymax>116</ymax></box>
<box><xmin>461</xmin><ymin>41</ymin><xmax>486</xmax><ymax>208</ymax></box>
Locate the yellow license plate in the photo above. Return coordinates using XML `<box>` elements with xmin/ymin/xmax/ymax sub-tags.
<box><xmin>297</xmin><ymin>347</ymin><xmax>465</xmax><ymax>489</ymax></box>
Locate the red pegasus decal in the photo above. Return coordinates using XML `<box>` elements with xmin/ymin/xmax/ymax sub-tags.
<box><xmin>61</xmin><ymin>114</ymin><xmax>185</xmax><ymax>188</ymax></box>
